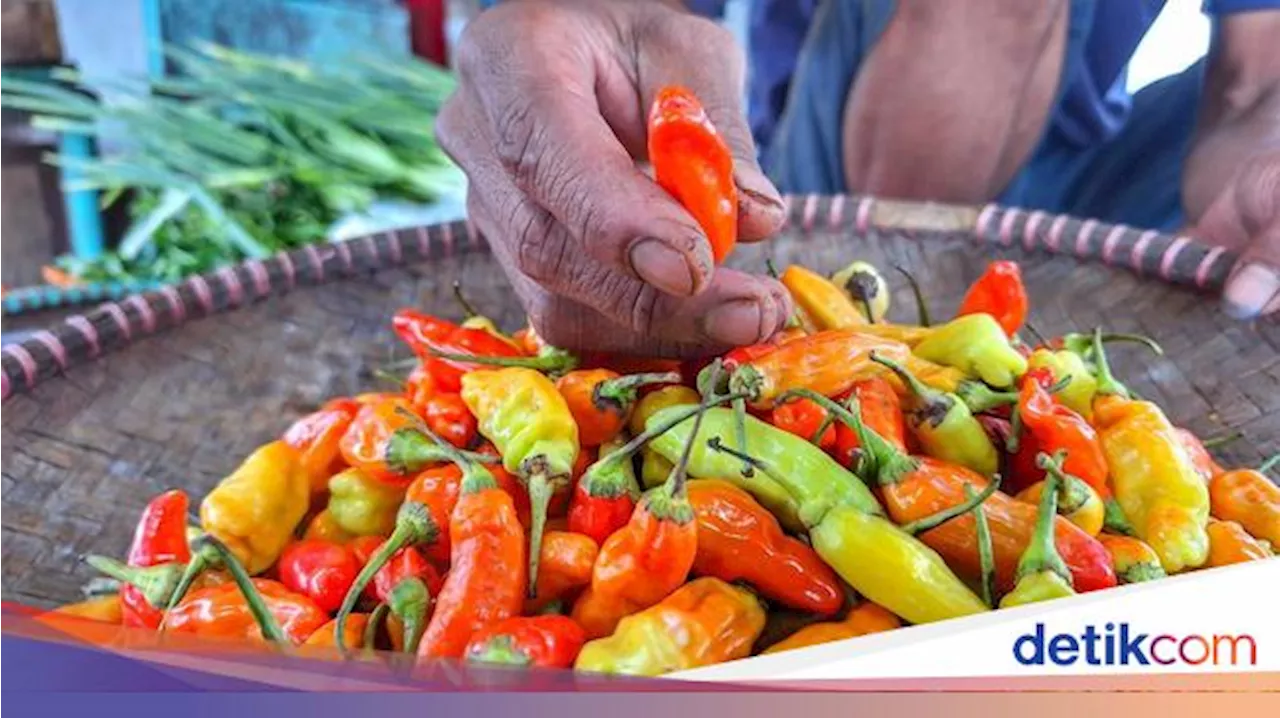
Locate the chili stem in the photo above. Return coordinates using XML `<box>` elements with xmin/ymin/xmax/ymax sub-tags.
<box><xmin>389</xmin><ymin>577</ymin><xmax>430</xmax><ymax>654</ymax></box>
<box><xmin>1006</xmin><ymin>406</ymin><xmax>1024</xmax><ymax>454</ymax></box>
<box><xmin>364</xmin><ymin>602</ymin><xmax>389</xmax><ymax>651</ymax></box>
<box><xmin>1024</xmin><ymin>322</ymin><xmax>1049</xmax><ymax>347</ymax></box>
<box><xmin>1062</xmin><ymin>331</ymin><xmax>1164</xmax><ymax>358</ymax></box>
<box><xmin>1198</xmin><ymin>430</ymin><xmax>1245</xmax><ymax>450</ymax></box>
<box><xmin>1258</xmin><ymin>453</ymin><xmax>1280</xmax><ymax>474</ymax></box>
<box><xmin>427</xmin><ymin>347</ymin><xmax>576</xmax><ymax>372</ymax></box>
<box><xmin>1090</xmin><ymin>327</ymin><xmax>1130</xmax><ymax>398</ymax></box>
<box><xmin>451</xmin><ymin>280</ymin><xmax>481</xmax><ymax>319</ymax></box>
<box><xmin>526</xmin><ymin>470</ymin><xmax>556</xmax><ymax>597</ymax></box>
<box><xmin>201</xmin><ymin>535</ymin><xmax>289</xmax><ymax>644</ymax></box>
<box><xmin>594</xmin><ymin>371</ymin><xmax>682</xmax><ymax>410</ymax></box>
<box><xmin>158</xmin><ymin>541</ymin><xmax>219</xmax><ymax>630</ymax></box>
<box><xmin>776</xmin><ymin>387</ymin><xmax>918</xmax><ymax>483</ymax></box>
<box><xmin>810</xmin><ymin>413</ymin><xmax>837</xmax><ymax>445</ymax></box>
<box><xmin>668</xmin><ymin>379</ymin><xmax>718</xmax><ymax>498</ymax></box>
<box><xmin>894</xmin><ymin>264</ymin><xmax>931</xmax><ymax>327</ymax></box>
<box><xmin>590</xmin><ymin>389</ymin><xmax>751</xmax><ymax>473</ymax></box>
<box><xmin>765</xmin><ymin>258</ymin><xmax>781</xmax><ymax>279</ymax></box>
<box><xmin>391</xmin><ymin>406</ymin><xmax>499</xmax><ymax>464</ymax></box>
<box><xmin>899</xmin><ymin>476</ymin><xmax>1002</xmax><ymax>535</ymax></box>
<box><xmin>966</xmin><ymin>484</ymin><xmax>996</xmax><ymax>608</ymax></box>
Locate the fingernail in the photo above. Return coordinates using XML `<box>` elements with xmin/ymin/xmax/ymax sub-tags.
<box><xmin>703</xmin><ymin>299</ymin><xmax>769</xmax><ymax>346</ymax></box>
<box><xmin>1222</xmin><ymin>262</ymin><xmax>1280</xmax><ymax>320</ymax></box>
<box><xmin>735</xmin><ymin>168</ymin><xmax>784</xmax><ymax>212</ymax></box>
<box><xmin>630</xmin><ymin>239</ymin><xmax>697</xmax><ymax>296</ymax></box>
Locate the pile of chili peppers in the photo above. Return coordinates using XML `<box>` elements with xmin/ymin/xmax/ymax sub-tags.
<box><xmin>57</xmin><ymin>87</ymin><xmax>1277</xmax><ymax>677</ymax></box>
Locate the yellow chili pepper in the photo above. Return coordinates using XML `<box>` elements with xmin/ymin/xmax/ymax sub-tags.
<box><xmin>830</xmin><ymin>260</ymin><xmax>890</xmax><ymax>323</ymax></box>
<box><xmin>628</xmin><ymin>385</ymin><xmax>700</xmax><ymax>437</ymax></box>
<box><xmin>781</xmin><ymin>264</ymin><xmax>867</xmax><ymax>330</ymax></box>
<box><xmin>640</xmin><ymin>447</ymin><xmax>675</xmax><ymax>490</ymax></box>
<box><xmin>1206</xmin><ymin>519</ymin><xmax>1273</xmax><ymax>567</ymax></box>
<box><xmin>200</xmin><ymin>440</ymin><xmax>311</xmax><ymax>574</ymax></box>
<box><xmin>51</xmin><ymin>595</ymin><xmax>123</xmax><ymax>623</ymax></box>
<box><xmin>1091</xmin><ymin>331</ymin><xmax>1209</xmax><ymax>574</ymax></box>
<box><xmin>462</xmin><ymin>367</ymin><xmax>580</xmax><ymax>594</ymax></box>
<box><xmin>913</xmin><ymin>314</ymin><xmax>1028</xmax><ymax>388</ymax></box>
<box><xmin>1027</xmin><ymin>348</ymin><xmax>1097</xmax><ymax>419</ymax></box>
<box><xmin>763</xmin><ymin>602</ymin><xmax>901</xmax><ymax>655</ymax></box>
<box><xmin>1016</xmin><ymin>474</ymin><xmax>1105</xmax><ymax>537</ymax></box>
<box><xmin>574</xmin><ymin>577</ymin><xmax>765</xmax><ymax>676</ymax></box>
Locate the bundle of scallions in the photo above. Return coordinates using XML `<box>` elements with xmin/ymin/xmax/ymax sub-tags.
<box><xmin>1</xmin><ymin>43</ymin><xmax>464</xmax><ymax>283</ymax></box>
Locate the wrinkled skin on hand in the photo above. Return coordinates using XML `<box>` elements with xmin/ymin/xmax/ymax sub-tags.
<box><xmin>1194</xmin><ymin>151</ymin><xmax>1280</xmax><ymax>319</ymax></box>
<box><xmin>438</xmin><ymin>0</ymin><xmax>793</xmax><ymax>356</ymax></box>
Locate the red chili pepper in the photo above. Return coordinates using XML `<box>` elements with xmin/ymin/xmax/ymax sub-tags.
<box><xmin>770</xmin><ymin>397</ymin><xmax>836</xmax><ymax>452</ymax></box>
<box><xmin>278</xmin><ymin>539</ymin><xmax>361</xmax><ymax>614</ymax></box>
<box><xmin>956</xmin><ymin>260</ymin><xmax>1028</xmax><ymax>337</ymax></box>
<box><xmin>121</xmin><ymin>490</ymin><xmax>191</xmax><ymax>629</ymax></box>
<box><xmin>283</xmin><ymin>398</ymin><xmax>361</xmax><ymax>492</ymax></box>
<box><xmin>648</xmin><ymin>85</ymin><xmax>738</xmax><ymax>264</ymax></box>
<box><xmin>1008</xmin><ymin>370</ymin><xmax>1110</xmax><ymax>498</ymax></box>
<box><xmin>349</xmin><ymin>536</ymin><xmax>445</xmax><ymax>604</ymax></box>
<box><xmin>421</xmin><ymin>392</ymin><xmax>478</xmax><ymax>450</ymax></box>
<box><xmin>834</xmin><ymin>377</ymin><xmax>907</xmax><ymax>469</ymax></box>
<box><xmin>464</xmin><ymin>615</ymin><xmax>586</xmax><ymax>669</ymax></box>
<box><xmin>393</xmin><ymin>310</ymin><xmax>528</xmax><ymax>391</ymax></box>
<box><xmin>568</xmin><ymin>443</ymin><xmax>639</xmax><ymax>546</ymax></box>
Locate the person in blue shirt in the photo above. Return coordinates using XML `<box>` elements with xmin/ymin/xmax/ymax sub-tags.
<box><xmin>440</xmin><ymin>1</ymin><xmax>1278</xmax><ymax>355</ymax></box>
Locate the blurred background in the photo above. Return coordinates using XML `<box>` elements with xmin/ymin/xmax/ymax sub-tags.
<box><xmin>0</xmin><ymin>0</ymin><xmax>1209</xmax><ymax>336</ymax></box>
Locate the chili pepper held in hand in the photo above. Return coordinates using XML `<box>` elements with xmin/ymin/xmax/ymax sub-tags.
<box><xmin>687</xmin><ymin>479</ymin><xmax>843</xmax><ymax>614</ymax></box>
<box><xmin>465</xmin><ymin>615</ymin><xmax>587</xmax><ymax>669</ymax></box>
<box><xmin>872</xmin><ymin>353</ymin><xmax>998</xmax><ymax>476</ymax></box>
<box><xmin>284</xmin><ymin>398</ymin><xmax>361</xmax><ymax>493</ymax></box>
<box><xmin>1206</xmin><ymin>519</ymin><xmax>1273</xmax><ymax>567</ymax></box>
<box><xmin>392</xmin><ymin>309</ymin><xmax>528</xmax><ymax>390</ymax></box>
<box><xmin>833</xmin><ymin>377</ymin><xmax>907</xmax><ymax>469</ymax></box>
<box><xmin>830</xmin><ymin>260</ymin><xmax>890</xmax><ymax>323</ymax></box>
<box><xmin>201</xmin><ymin>441</ymin><xmax>310</xmax><ymax>574</ymax></box>
<box><xmin>770</xmin><ymin>396</ymin><xmax>837</xmax><ymax>452</ymax></box>
<box><xmin>781</xmin><ymin>264</ymin><xmax>867</xmax><ymax>330</ymax></box>
<box><xmin>1097</xmin><ymin>534</ymin><xmax>1166</xmax><ymax>584</ymax></box>
<box><xmin>568</xmin><ymin>436</ymin><xmax>641</xmax><ymax>546</ymax></box>
<box><xmin>912</xmin><ymin>314</ymin><xmax>1028</xmax><ymax>388</ymax></box>
<box><xmin>811</xmin><ymin>391</ymin><xmax>1115</xmax><ymax>595</ymax></box>
<box><xmin>575</xmin><ymin>577</ymin><xmax>765</xmax><ymax>676</ymax></box>
<box><xmin>327</xmin><ymin>468</ymin><xmax>406</xmax><ymax>537</ymax></box>
<box><xmin>278</xmin><ymin>539</ymin><xmax>361</xmax><ymax>614</ymax></box>
<box><xmin>727</xmin><ymin>330</ymin><xmax>912</xmax><ymax>409</ymax></box>
<box><xmin>762</xmin><ymin>602</ymin><xmax>901</xmax><ymax>655</ymax></box>
<box><xmin>648</xmin><ymin>85</ymin><xmax>738</xmax><ymax>264</ymax></box>
<box><xmin>1208</xmin><ymin>461</ymin><xmax>1280</xmax><ymax>546</ymax></box>
<box><xmin>999</xmin><ymin>456</ymin><xmax>1076</xmax><ymax>608</ymax></box>
<box><xmin>462</xmin><ymin>367</ymin><xmax>580</xmax><ymax>595</ymax></box>
<box><xmin>418</xmin><ymin>461</ymin><xmax>526</xmax><ymax>660</ymax></box>
<box><xmin>114</xmin><ymin>490</ymin><xmax>192</xmax><ymax>629</ymax></box>
<box><xmin>527</xmin><ymin>531</ymin><xmax>599</xmax><ymax>613</ymax></box>
<box><xmin>956</xmin><ymin>261</ymin><xmax>1028</xmax><ymax>337</ymax></box>
<box><xmin>556</xmin><ymin>369</ymin><xmax>681</xmax><ymax>447</ymax></box>
<box><xmin>1091</xmin><ymin>330</ymin><xmax>1209</xmax><ymax>573</ymax></box>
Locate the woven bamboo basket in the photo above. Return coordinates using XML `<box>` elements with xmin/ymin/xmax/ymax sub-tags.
<box><xmin>3</xmin><ymin>194</ymin><xmax>1277</xmax><ymax>608</ymax></box>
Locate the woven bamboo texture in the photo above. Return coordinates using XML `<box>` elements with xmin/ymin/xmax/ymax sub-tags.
<box><xmin>3</xmin><ymin>194</ymin><xmax>1277</xmax><ymax>607</ymax></box>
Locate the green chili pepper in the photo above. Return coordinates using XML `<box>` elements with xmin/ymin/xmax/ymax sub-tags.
<box><xmin>913</xmin><ymin>314</ymin><xmax>1028</xmax><ymax>388</ymax></box>
<box><xmin>327</xmin><ymin>467</ymin><xmax>407</xmax><ymax>536</ymax></box>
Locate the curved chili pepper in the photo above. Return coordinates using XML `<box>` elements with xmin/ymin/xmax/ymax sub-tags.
<box><xmin>999</xmin><ymin>457</ymin><xmax>1076</xmax><ymax>608</ymax></box>
<box><xmin>284</xmin><ymin>398</ymin><xmax>361</xmax><ymax>493</ymax></box>
<box><xmin>166</xmin><ymin>578</ymin><xmax>329</xmax><ymax>645</ymax></box>
<box><xmin>338</xmin><ymin>397</ymin><xmax>470</xmax><ymax>485</ymax></box>
<box><xmin>1006</xmin><ymin>368</ymin><xmax>1110</xmax><ymax>499</ymax></box>
<box><xmin>762</xmin><ymin>602</ymin><xmax>901</xmax><ymax>655</ymax></box>
<box><xmin>687</xmin><ymin>479</ymin><xmax>843</xmax><ymax>614</ymax></box>
<box><xmin>115</xmin><ymin>490</ymin><xmax>191</xmax><ymax>628</ymax></box>
<box><xmin>728</xmin><ymin>330</ymin><xmax>912</xmax><ymax>409</ymax></box>
<box><xmin>200</xmin><ymin>441</ymin><xmax>310</xmax><ymax>575</ymax></box>
<box><xmin>912</xmin><ymin>314</ymin><xmax>1028</xmax><ymax>388</ymax></box>
<box><xmin>1206</xmin><ymin>519</ymin><xmax>1272</xmax><ymax>567</ymax></box>
<box><xmin>556</xmin><ymin>369</ymin><xmax>681</xmax><ymax>447</ymax></box>
<box><xmin>462</xmin><ymin>367</ymin><xmax>580</xmax><ymax>596</ymax></box>
<box><xmin>327</xmin><ymin>467</ymin><xmax>406</xmax><ymax>536</ymax></box>
<box><xmin>392</xmin><ymin>309</ymin><xmax>528</xmax><ymax>390</ymax></box>
<box><xmin>1097</xmin><ymin>534</ymin><xmax>1166</xmax><ymax>584</ymax></box>
<box><xmin>830</xmin><ymin>260</ymin><xmax>891</xmax><ymax>323</ymax></box>
<box><xmin>278</xmin><ymin>539</ymin><xmax>361</xmax><ymax>614</ymax></box>
<box><xmin>1208</xmin><ymin>464</ymin><xmax>1280</xmax><ymax>546</ymax></box>
<box><xmin>833</xmin><ymin>377</ymin><xmax>906</xmax><ymax>469</ymax></box>
<box><xmin>781</xmin><ymin>264</ymin><xmax>867</xmax><ymax>330</ymax></box>
<box><xmin>956</xmin><ymin>261</ymin><xmax>1028</xmax><ymax>337</ymax></box>
<box><xmin>421</xmin><ymin>392</ymin><xmax>478</xmax><ymax>450</ymax></box>
<box><xmin>465</xmin><ymin>615</ymin><xmax>586</xmax><ymax>669</ymax></box>
<box><xmin>770</xmin><ymin>396</ymin><xmax>837</xmax><ymax>452</ymax></box>
<box><xmin>575</xmin><ymin>578</ymin><xmax>765</xmax><ymax>676</ymax></box>
<box><xmin>418</xmin><ymin>462</ymin><xmax>526</xmax><ymax>659</ymax></box>
<box><xmin>526</xmin><ymin>531</ymin><xmax>599</xmax><ymax>613</ymax></box>
<box><xmin>648</xmin><ymin>85</ymin><xmax>738</xmax><ymax>264</ymax></box>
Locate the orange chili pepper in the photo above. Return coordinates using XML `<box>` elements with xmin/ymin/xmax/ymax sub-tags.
<box><xmin>763</xmin><ymin>602</ymin><xmax>901</xmax><ymax>654</ymax></box>
<box><xmin>304</xmin><ymin>614</ymin><xmax>369</xmax><ymax>650</ymax></box>
<box><xmin>418</xmin><ymin>463</ymin><xmax>526</xmax><ymax>659</ymax></box>
<box><xmin>833</xmin><ymin>377</ymin><xmax>906</xmax><ymax>469</ymax></box>
<box><xmin>556</xmin><ymin>369</ymin><xmax>681</xmax><ymax>447</ymax></box>
<box><xmin>1097</xmin><ymin>534</ymin><xmax>1166</xmax><ymax>584</ymax></box>
<box><xmin>51</xmin><ymin>596</ymin><xmax>123</xmax><ymax>624</ymax></box>
<box><xmin>526</xmin><ymin>531</ymin><xmax>599</xmax><ymax>613</ymax></box>
<box><xmin>1206</xmin><ymin>519</ymin><xmax>1273</xmax><ymax>567</ymax></box>
<box><xmin>283</xmin><ymin>398</ymin><xmax>361</xmax><ymax>493</ymax></box>
<box><xmin>956</xmin><ymin>260</ymin><xmax>1028</xmax><ymax>337</ymax></box>
<box><xmin>728</xmin><ymin>330</ymin><xmax>911</xmax><ymax>409</ymax></box>
<box><xmin>1008</xmin><ymin>369</ymin><xmax>1111</xmax><ymax>500</ymax></box>
<box><xmin>165</xmin><ymin>579</ymin><xmax>329</xmax><ymax>645</ymax></box>
<box><xmin>687</xmin><ymin>480</ymin><xmax>843</xmax><ymax>614</ymax></box>
<box><xmin>302</xmin><ymin>510</ymin><xmax>356</xmax><ymax>545</ymax></box>
<box><xmin>1208</xmin><ymin>465</ymin><xmax>1280</xmax><ymax>546</ymax></box>
<box><xmin>338</xmin><ymin>397</ymin><xmax>456</xmax><ymax>485</ymax></box>
<box><xmin>648</xmin><ymin>85</ymin><xmax>738</xmax><ymax>264</ymax></box>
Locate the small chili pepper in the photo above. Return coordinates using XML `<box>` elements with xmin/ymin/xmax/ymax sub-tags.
<box><xmin>762</xmin><ymin>602</ymin><xmax>901</xmax><ymax>655</ymax></box>
<box><xmin>404</xmin><ymin>362</ymin><xmax>444</xmax><ymax>413</ymax></box>
<box><xmin>802</xmin><ymin>391</ymin><xmax>1115</xmax><ymax>595</ymax></box>
<box><xmin>51</xmin><ymin>596</ymin><xmax>123</xmax><ymax>623</ymax></box>
<box><xmin>392</xmin><ymin>309</ymin><xmax>528</xmax><ymax>390</ymax></box>
<box><xmin>575</xmin><ymin>577</ymin><xmax>766</xmax><ymax>676</ymax></box>
<box><xmin>1091</xmin><ymin>330</ymin><xmax>1209</xmax><ymax>573</ymax></box>
<box><xmin>278</xmin><ymin>539</ymin><xmax>361</xmax><ymax>614</ymax></box>
<box><xmin>727</xmin><ymin>330</ymin><xmax>912</xmax><ymax>409</ymax></box>
<box><xmin>283</xmin><ymin>398</ymin><xmax>362</xmax><ymax>493</ymax></box>
<box><xmin>1005</xmin><ymin>369</ymin><xmax>1111</xmax><ymax>499</ymax></box>
<box><xmin>1025</xmin><ymin>348</ymin><xmax>1098</xmax><ymax>419</ymax></box>
<box><xmin>82</xmin><ymin>555</ymin><xmax>185</xmax><ymax>628</ymax></box>
<box><xmin>420</xmin><ymin>392</ymin><xmax>478</xmax><ymax>450</ymax></box>
<box><xmin>912</xmin><ymin>314</ymin><xmax>1028</xmax><ymax>388</ymax></box>
<box><xmin>417</xmin><ymin>461</ymin><xmax>526</xmax><ymax>660</ymax></box>
<box><xmin>384</xmin><ymin>577</ymin><xmax>433</xmax><ymax>654</ymax></box>
<box><xmin>462</xmin><ymin>367</ymin><xmax>580</xmax><ymax>595</ymax></box>
<box><xmin>568</xmin><ymin>435</ymin><xmax>641</xmax><ymax>546</ymax></box>
<box><xmin>1016</xmin><ymin>461</ymin><xmax>1105</xmax><ymax>537</ymax></box>
<box><xmin>648</xmin><ymin>85</ymin><xmax>738</xmax><ymax>264</ymax></box>
<box><xmin>956</xmin><ymin>261</ymin><xmax>1028</xmax><ymax>337</ymax></box>
<box><xmin>1097</xmin><ymin>534</ymin><xmax>1166</xmax><ymax>584</ymax></box>
<box><xmin>327</xmin><ymin>467</ymin><xmax>407</xmax><ymax>537</ymax></box>
<box><xmin>349</xmin><ymin>537</ymin><xmax>444</xmax><ymax>611</ymax></box>
<box><xmin>1206</xmin><ymin>519</ymin><xmax>1273</xmax><ymax>567</ymax></box>
<box><xmin>166</xmin><ymin>578</ymin><xmax>329</xmax><ymax>645</ymax></box>
<box><xmin>871</xmin><ymin>353</ymin><xmax>999</xmax><ymax>476</ymax></box>
<box><xmin>628</xmin><ymin>384</ymin><xmax>701</xmax><ymax>437</ymax></box>
<box><xmin>833</xmin><ymin>377</ymin><xmax>907</xmax><ymax>469</ymax></box>
<box><xmin>1208</xmin><ymin>461</ymin><xmax>1280</xmax><ymax>546</ymax></box>
<box><xmin>999</xmin><ymin>456</ymin><xmax>1076</xmax><ymax>608</ymax></box>
<box><xmin>687</xmin><ymin>479</ymin><xmax>843</xmax><ymax>614</ymax></box>
<box><xmin>556</xmin><ymin>369</ymin><xmax>681</xmax><ymax>448</ymax></box>
<box><xmin>781</xmin><ymin>264</ymin><xmax>867</xmax><ymax>330</ymax></box>
<box><xmin>830</xmin><ymin>260</ymin><xmax>890</xmax><ymax>323</ymax></box>
<box><xmin>338</xmin><ymin>397</ymin><xmax>472</xmax><ymax>485</ymax></box>
<box><xmin>304</xmin><ymin>614</ymin><xmax>369</xmax><ymax>650</ymax></box>
<box><xmin>114</xmin><ymin>490</ymin><xmax>192</xmax><ymax>629</ymax></box>
<box><xmin>465</xmin><ymin>615</ymin><xmax>587</xmax><ymax>669</ymax></box>
<box><xmin>769</xmin><ymin>396</ymin><xmax>837</xmax><ymax>452</ymax></box>
<box><xmin>527</xmin><ymin>531</ymin><xmax>599</xmax><ymax>613</ymax></box>
<box><xmin>303</xmin><ymin>510</ymin><xmax>357</xmax><ymax>545</ymax></box>
<box><xmin>200</xmin><ymin>441</ymin><xmax>311</xmax><ymax>574</ymax></box>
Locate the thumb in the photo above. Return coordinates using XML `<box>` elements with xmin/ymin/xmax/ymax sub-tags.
<box><xmin>1195</xmin><ymin>155</ymin><xmax>1280</xmax><ymax>319</ymax></box>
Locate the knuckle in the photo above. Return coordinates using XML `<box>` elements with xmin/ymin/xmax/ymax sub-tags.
<box><xmin>491</xmin><ymin>95</ymin><xmax>545</xmax><ymax>184</ymax></box>
<box><xmin>511</xmin><ymin>207</ymin><xmax>569</xmax><ymax>283</ymax></box>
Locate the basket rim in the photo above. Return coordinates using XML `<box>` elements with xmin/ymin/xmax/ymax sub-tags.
<box><xmin>0</xmin><ymin>193</ymin><xmax>1236</xmax><ymax>403</ymax></box>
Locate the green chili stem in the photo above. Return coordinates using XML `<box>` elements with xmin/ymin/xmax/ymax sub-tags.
<box><xmin>776</xmin><ymin>387</ymin><xmax>919</xmax><ymax>484</ymax></box>
<box><xmin>667</xmin><ymin>385</ymin><xmax>717</xmax><ymax>499</ymax></box>
<box><xmin>200</xmin><ymin>535</ymin><xmax>288</xmax><ymax>644</ymax></box>
<box><xmin>372</xmin><ymin>368</ymin><xmax>407</xmax><ymax>388</ymax></box>
<box><xmin>1023</xmin><ymin>322</ymin><xmax>1050</xmax><ymax>348</ymax></box>
<box><xmin>1061</xmin><ymin>331</ymin><xmax>1164</xmax><ymax>358</ymax></box>
<box><xmin>810</xmin><ymin>413</ymin><xmax>837</xmax><ymax>445</ymax></box>
<box><xmin>1038</xmin><ymin>449</ymin><xmax>1087</xmax><ymax>515</ymax></box>
<box><xmin>590</xmin><ymin>389</ymin><xmax>751</xmax><ymax>474</ymax></box>
<box><xmin>1258</xmin><ymin>453</ymin><xmax>1280</xmax><ymax>474</ymax></box>
<box><xmin>364</xmin><ymin>602</ymin><xmax>389</xmax><ymax>650</ymax></box>
<box><xmin>82</xmin><ymin>577</ymin><xmax>122</xmax><ymax>599</ymax></box>
<box><xmin>158</xmin><ymin>542</ymin><xmax>219</xmax><ymax>631</ymax></box>
<box><xmin>765</xmin><ymin>258</ymin><xmax>781</xmax><ymax>279</ymax></box>
<box><xmin>451</xmin><ymin>280</ymin><xmax>481</xmax><ymax>319</ymax></box>
<box><xmin>1198</xmin><ymin>431</ymin><xmax>1244</xmax><ymax>450</ymax></box>
<box><xmin>526</xmin><ymin>471</ymin><xmax>556</xmax><ymax>598</ymax></box>
<box><xmin>860</xmin><ymin>296</ymin><xmax>878</xmax><ymax>325</ymax></box>
<box><xmin>894</xmin><ymin>264</ymin><xmax>931</xmax><ymax>327</ymax></box>
<box><xmin>706</xmin><ymin>437</ymin><xmax>786</xmax><ymax>487</ymax></box>
<box><xmin>731</xmin><ymin>397</ymin><xmax>754</xmax><ymax>478</ymax></box>
<box><xmin>1103</xmin><ymin>499</ymin><xmax>1137</xmax><ymax>536</ymax></box>
<box><xmin>957</xmin><ymin>382</ymin><xmax>1019</xmax><ymax>413</ymax></box>
<box><xmin>1018</xmin><ymin>453</ymin><xmax>1072</xmax><ymax>583</ymax></box>
<box><xmin>594</xmin><ymin>371</ymin><xmax>682</xmax><ymax>410</ymax></box>
<box><xmin>965</xmin><ymin>484</ymin><xmax>996</xmax><ymax>608</ymax></box>
<box><xmin>389</xmin><ymin>577</ymin><xmax>431</xmax><ymax>654</ymax></box>
<box><xmin>391</xmin><ymin>406</ymin><xmax>498</xmax><ymax>464</ymax></box>
<box><xmin>427</xmin><ymin>347</ymin><xmax>576</xmax><ymax>372</ymax></box>
<box><xmin>84</xmin><ymin>556</ymin><xmax>183</xmax><ymax>608</ymax></box>
<box><xmin>1006</xmin><ymin>406</ymin><xmax>1024</xmax><ymax>454</ymax></box>
<box><xmin>1090</xmin><ymin>327</ymin><xmax>1130</xmax><ymax>398</ymax></box>
<box><xmin>899</xmin><ymin>476</ymin><xmax>1002</xmax><ymax>535</ymax></box>
<box><xmin>870</xmin><ymin>352</ymin><xmax>947</xmax><ymax>410</ymax></box>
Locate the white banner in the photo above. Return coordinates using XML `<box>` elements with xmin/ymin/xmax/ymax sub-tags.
<box><xmin>676</xmin><ymin>559</ymin><xmax>1278</xmax><ymax>681</ymax></box>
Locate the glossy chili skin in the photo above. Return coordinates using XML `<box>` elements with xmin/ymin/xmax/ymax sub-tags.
<box><xmin>421</xmin><ymin>392</ymin><xmax>479</xmax><ymax>450</ymax></box>
<box><xmin>770</xmin><ymin>397</ymin><xmax>837</xmax><ymax>452</ymax></box>
<box><xmin>762</xmin><ymin>602</ymin><xmax>901</xmax><ymax>654</ymax></box>
<box><xmin>165</xmin><ymin>579</ymin><xmax>329</xmax><ymax>645</ymax></box>
<box><xmin>338</xmin><ymin>397</ymin><xmax>443</xmax><ymax>485</ymax></box>
<box><xmin>1206</xmin><ymin>519</ymin><xmax>1273</xmax><ymax>567</ymax></box>
<box><xmin>834</xmin><ymin>377</ymin><xmax>907</xmax><ymax>469</ymax></box>
<box><xmin>283</xmin><ymin>398</ymin><xmax>361</xmax><ymax>493</ymax></box>
<box><xmin>956</xmin><ymin>260</ymin><xmax>1028</xmax><ymax>337</ymax></box>
<box><xmin>1008</xmin><ymin>369</ymin><xmax>1110</xmax><ymax>497</ymax></box>
<box><xmin>1208</xmin><ymin>468</ymin><xmax>1280</xmax><ymax>546</ymax></box>
<box><xmin>121</xmin><ymin>490</ymin><xmax>192</xmax><ymax>629</ymax></box>
<box><xmin>728</xmin><ymin>331</ymin><xmax>912</xmax><ymax>409</ymax></box>
<box><xmin>278</xmin><ymin>539</ymin><xmax>361</xmax><ymax>614</ymax></box>
<box><xmin>526</xmin><ymin>531</ymin><xmax>599</xmax><ymax>613</ymax></box>
<box><xmin>464</xmin><ymin>615</ymin><xmax>587</xmax><ymax>669</ymax></box>
<box><xmin>392</xmin><ymin>309</ymin><xmax>527</xmax><ymax>391</ymax></box>
<box><xmin>350</xmin><ymin>537</ymin><xmax>445</xmax><ymax>605</ymax></box>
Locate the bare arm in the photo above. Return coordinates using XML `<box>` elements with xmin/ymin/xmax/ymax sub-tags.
<box><xmin>840</xmin><ymin>0</ymin><xmax>1069</xmax><ymax>203</ymax></box>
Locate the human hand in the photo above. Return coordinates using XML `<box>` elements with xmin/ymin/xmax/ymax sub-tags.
<box><xmin>437</xmin><ymin>0</ymin><xmax>791</xmax><ymax>356</ymax></box>
<box><xmin>1191</xmin><ymin>151</ymin><xmax>1280</xmax><ymax>319</ymax></box>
